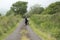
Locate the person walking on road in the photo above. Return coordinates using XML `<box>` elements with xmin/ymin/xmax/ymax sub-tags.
<box><xmin>25</xmin><ymin>17</ymin><xmax>28</xmax><ymax>25</ymax></box>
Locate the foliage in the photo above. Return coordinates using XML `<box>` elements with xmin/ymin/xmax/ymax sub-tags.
<box><xmin>0</xmin><ymin>14</ymin><xmax>1</xmax><ymax>16</ymax></box>
<box><xmin>6</xmin><ymin>9</ymin><xmax>15</xmax><ymax>16</ymax></box>
<box><xmin>29</xmin><ymin>4</ymin><xmax>44</xmax><ymax>14</ymax></box>
<box><xmin>11</xmin><ymin>1</ymin><xmax>28</xmax><ymax>15</ymax></box>
<box><xmin>0</xmin><ymin>15</ymin><xmax>21</xmax><ymax>40</ymax></box>
<box><xmin>42</xmin><ymin>2</ymin><xmax>60</xmax><ymax>14</ymax></box>
<box><xmin>30</xmin><ymin>13</ymin><xmax>60</xmax><ymax>40</ymax></box>
<box><xmin>29</xmin><ymin>2</ymin><xmax>60</xmax><ymax>40</ymax></box>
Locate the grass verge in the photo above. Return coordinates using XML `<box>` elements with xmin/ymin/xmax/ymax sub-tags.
<box><xmin>29</xmin><ymin>20</ymin><xmax>56</xmax><ymax>40</ymax></box>
<box><xmin>0</xmin><ymin>20</ymin><xmax>22</xmax><ymax>40</ymax></box>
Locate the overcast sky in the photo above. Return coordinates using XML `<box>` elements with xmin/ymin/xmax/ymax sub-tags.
<box><xmin>0</xmin><ymin>0</ymin><xmax>60</xmax><ymax>14</ymax></box>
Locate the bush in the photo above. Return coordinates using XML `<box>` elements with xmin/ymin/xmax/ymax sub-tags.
<box><xmin>30</xmin><ymin>13</ymin><xmax>60</xmax><ymax>40</ymax></box>
<box><xmin>42</xmin><ymin>2</ymin><xmax>60</xmax><ymax>14</ymax></box>
<box><xmin>0</xmin><ymin>14</ymin><xmax>21</xmax><ymax>38</ymax></box>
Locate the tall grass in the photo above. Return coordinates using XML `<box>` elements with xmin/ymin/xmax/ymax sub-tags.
<box><xmin>0</xmin><ymin>15</ymin><xmax>21</xmax><ymax>40</ymax></box>
<box><xmin>30</xmin><ymin>13</ymin><xmax>60</xmax><ymax>40</ymax></box>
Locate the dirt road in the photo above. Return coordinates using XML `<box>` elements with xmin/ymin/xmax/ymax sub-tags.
<box><xmin>4</xmin><ymin>19</ymin><xmax>42</xmax><ymax>40</ymax></box>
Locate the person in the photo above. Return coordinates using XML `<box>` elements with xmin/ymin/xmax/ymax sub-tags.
<box><xmin>25</xmin><ymin>17</ymin><xmax>28</xmax><ymax>25</ymax></box>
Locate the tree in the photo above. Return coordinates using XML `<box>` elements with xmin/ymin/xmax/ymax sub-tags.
<box><xmin>6</xmin><ymin>9</ymin><xmax>14</xmax><ymax>16</ymax></box>
<box><xmin>0</xmin><ymin>13</ymin><xmax>1</xmax><ymax>16</ymax></box>
<box><xmin>48</xmin><ymin>2</ymin><xmax>60</xmax><ymax>14</ymax></box>
<box><xmin>42</xmin><ymin>2</ymin><xmax>60</xmax><ymax>14</ymax></box>
<box><xmin>30</xmin><ymin>4</ymin><xmax>44</xmax><ymax>14</ymax></box>
<box><xmin>11</xmin><ymin>1</ymin><xmax>28</xmax><ymax>15</ymax></box>
<box><xmin>0</xmin><ymin>13</ymin><xmax>2</xmax><ymax>16</ymax></box>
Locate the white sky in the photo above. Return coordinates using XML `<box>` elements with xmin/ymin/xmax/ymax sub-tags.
<box><xmin>0</xmin><ymin>0</ymin><xmax>60</xmax><ymax>14</ymax></box>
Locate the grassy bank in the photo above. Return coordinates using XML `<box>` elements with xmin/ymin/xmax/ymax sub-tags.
<box><xmin>29</xmin><ymin>13</ymin><xmax>60</xmax><ymax>40</ymax></box>
<box><xmin>28</xmin><ymin>2</ymin><xmax>60</xmax><ymax>40</ymax></box>
<box><xmin>0</xmin><ymin>15</ymin><xmax>22</xmax><ymax>40</ymax></box>
<box><xmin>29</xmin><ymin>20</ymin><xmax>56</xmax><ymax>40</ymax></box>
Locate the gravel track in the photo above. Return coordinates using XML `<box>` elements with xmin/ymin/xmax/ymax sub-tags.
<box><xmin>4</xmin><ymin>19</ymin><xmax>42</xmax><ymax>40</ymax></box>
